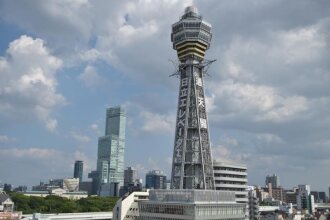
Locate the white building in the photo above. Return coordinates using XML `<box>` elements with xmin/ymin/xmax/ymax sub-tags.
<box><xmin>138</xmin><ymin>189</ymin><xmax>246</xmax><ymax>220</ymax></box>
<box><xmin>248</xmin><ymin>187</ymin><xmax>259</xmax><ymax>220</ymax></box>
<box><xmin>213</xmin><ymin>161</ymin><xmax>248</xmax><ymax>203</ymax></box>
<box><xmin>22</xmin><ymin>212</ymin><xmax>112</xmax><ymax>220</ymax></box>
<box><xmin>0</xmin><ymin>193</ymin><xmax>14</xmax><ymax>212</ymax></box>
<box><xmin>112</xmin><ymin>191</ymin><xmax>149</xmax><ymax>220</ymax></box>
<box><xmin>63</xmin><ymin>178</ymin><xmax>79</xmax><ymax>192</ymax></box>
<box><xmin>23</xmin><ymin>188</ymin><xmax>88</xmax><ymax>200</ymax></box>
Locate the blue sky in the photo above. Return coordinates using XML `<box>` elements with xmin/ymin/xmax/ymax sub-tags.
<box><xmin>0</xmin><ymin>0</ymin><xmax>330</xmax><ymax>193</ymax></box>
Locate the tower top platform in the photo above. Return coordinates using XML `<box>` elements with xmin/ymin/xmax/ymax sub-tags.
<box><xmin>171</xmin><ymin>6</ymin><xmax>212</xmax><ymax>61</ymax></box>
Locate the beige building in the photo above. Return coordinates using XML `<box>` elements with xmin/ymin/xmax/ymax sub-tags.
<box><xmin>213</xmin><ymin>161</ymin><xmax>248</xmax><ymax>203</ymax></box>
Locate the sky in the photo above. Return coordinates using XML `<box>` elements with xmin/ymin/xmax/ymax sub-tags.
<box><xmin>0</xmin><ymin>0</ymin><xmax>329</xmax><ymax>192</ymax></box>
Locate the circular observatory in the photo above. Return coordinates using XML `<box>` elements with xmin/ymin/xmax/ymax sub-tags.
<box><xmin>171</xmin><ymin>6</ymin><xmax>212</xmax><ymax>62</ymax></box>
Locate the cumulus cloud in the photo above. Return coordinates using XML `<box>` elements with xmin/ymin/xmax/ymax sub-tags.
<box><xmin>90</xmin><ymin>123</ymin><xmax>99</xmax><ymax>131</ymax></box>
<box><xmin>256</xmin><ymin>133</ymin><xmax>284</xmax><ymax>145</ymax></box>
<box><xmin>140</xmin><ymin>111</ymin><xmax>175</xmax><ymax>134</ymax></box>
<box><xmin>1</xmin><ymin>0</ymin><xmax>330</xmax><ymax>190</ymax></box>
<box><xmin>0</xmin><ymin>147</ymin><xmax>60</xmax><ymax>159</ymax></box>
<box><xmin>0</xmin><ymin>147</ymin><xmax>94</xmax><ymax>185</ymax></box>
<box><xmin>0</xmin><ymin>35</ymin><xmax>65</xmax><ymax>131</ymax></box>
<box><xmin>71</xmin><ymin>131</ymin><xmax>91</xmax><ymax>143</ymax></box>
<box><xmin>0</xmin><ymin>135</ymin><xmax>16</xmax><ymax>143</ymax></box>
<box><xmin>210</xmin><ymin>80</ymin><xmax>308</xmax><ymax>122</ymax></box>
<box><xmin>78</xmin><ymin>65</ymin><xmax>104</xmax><ymax>88</ymax></box>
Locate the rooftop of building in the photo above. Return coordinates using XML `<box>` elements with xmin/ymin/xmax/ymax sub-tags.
<box><xmin>213</xmin><ymin>160</ymin><xmax>247</xmax><ymax>169</ymax></box>
<box><xmin>145</xmin><ymin>189</ymin><xmax>236</xmax><ymax>204</ymax></box>
<box><xmin>0</xmin><ymin>193</ymin><xmax>10</xmax><ymax>203</ymax></box>
<box><xmin>146</xmin><ymin>170</ymin><xmax>165</xmax><ymax>176</ymax></box>
<box><xmin>106</xmin><ymin>106</ymin><xmax>126</xmax><ymax>117</ymax></box>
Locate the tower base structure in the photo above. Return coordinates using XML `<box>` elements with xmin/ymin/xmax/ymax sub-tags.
<box><xmin>138</xmin><ymin>189</ymin><xmax>246</xmax><ymax>220</ymax></box>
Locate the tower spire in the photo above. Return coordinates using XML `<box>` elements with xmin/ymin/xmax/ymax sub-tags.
<box><xmin>170</xmin><ymin>6</ymin><xmax>215</xmax><ymax>190</ymax></box>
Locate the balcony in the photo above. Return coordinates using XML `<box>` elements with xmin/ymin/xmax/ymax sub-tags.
<box><xmin>213</xmin><ymin>170</ymin><xmax>247</xmax><ymax>176</ymax></box>
<box><xmin>214</xmin><ymin>176</ymin><xmax>248</xmax><ymax>183</ymax></box>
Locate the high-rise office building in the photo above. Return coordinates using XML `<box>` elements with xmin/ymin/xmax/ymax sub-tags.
<box><xmin>145</xmin><ymin>170</ymin><xmax>166</xmax><ymax>189</ymax></box>
<box><xmin>318</xmin><ymin>191</ymin><xmax>326</xmax><ymax>203</ymax></box>
<box><xmin>311</xmin><ymin>191</ymin><xmax>319</xmax><ymax>202</ymax></box>
<box><xmin>119</xmin><ymin>167</ymin><xmax>142</xmax><ymax>196</ymax></box>
<box><xmin>89</xmin><ymin>106</ymin><xmax>126</xmax><ymax>196</ymax></box>
<box><xmin>170</xmin><ymin>4</ymin><xmax>214</xmax><ymax>190</ymax></box>
<box><xmin>296</xmin><ymin>184</ymin><xmax>315</xmax><ymax>214</ymax></box>
<box><xmin>124</xmin><ymin>167</ymin><xmax>137</xmax><ymax>187</ymax></box>
<box><xmin>311</xmin><ymin>191</ymin><xmax>326</xmax><ymax>203</ymax></box>
<box><xmin>265</xmin><ymin>174</ymin><xmax>280</xmax><ymax>188</ymax></box>
<box><xmin>73</xmin><ymin>160</ymin><xmax>83</xmax><ymax>181</ymax></box>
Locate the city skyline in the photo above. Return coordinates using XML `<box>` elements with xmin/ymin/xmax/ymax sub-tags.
<box><xmin>0</xmin><ymin>0</ymin><xmax>330</xmax><ymax>193</ymax></box>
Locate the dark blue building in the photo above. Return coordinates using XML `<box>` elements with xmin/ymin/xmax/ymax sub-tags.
<box><xmin>145</xmin><ymin>170</ymin><xmax>166</xmax><ymax>189</ymax></box>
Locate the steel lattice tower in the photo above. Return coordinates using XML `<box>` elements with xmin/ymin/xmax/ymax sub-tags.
<box><xmin>170</xmin><ymin>6</ymin><xmax>215</xmax><ymax>190</ymax></box>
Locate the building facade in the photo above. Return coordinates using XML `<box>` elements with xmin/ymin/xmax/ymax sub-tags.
<box><xmin>265</xmin><ymin>174</ymin><xmax>280</xmax><ymax>188</ymax></box>
<box><xmin>138</xmin><ymin>189</ymin><xmax>246</xmax><ymax>220</ymax></box>
<box><xmin>213</xmin><ymin>161</ymin><xmax>248</xmax><ymax>203</ymax></box>
<box><xmin>296</xmin><ymin>185</ymin><xmax>315</xmax><ymax>214</ymax></box>
<box><xmin>170</xmin><ymin>5</ymin><xmax>214</xmax><ymax>190</ymax></box>
<box><xmin>120</xmin><ymin>167</ymin><xmax>142</xmax><ymax>196</ymax></box>
<box><xmin>73</xmin><ymin>160</ymin><xmax>83</xmax><ymax>181</ymax></box>
<box><xmin>248</xmin><ymin>188</ymin><xmax>259</xmax><ymax>220</ymax></box>
<box><xmin>284</xmin><ymin>190</ymin><xmax>297</xmax><ymax>204</ymax></box>
<box><xmin>124</xmin><ymin>167</ymin><xmax>137</xmax><ymax>187</ymax></box>
<box><xmin>0</xmin><ymin>193</ymin><xmax>14</xmax><ymax>212</ymax></box>
<box><xmin>89</xmin><ymin>106</ymin><xmax>126</xmax><ymax>196</ymax></box>
<box><xmin>145</xmin><ymin>170</ymin><xmax>166</xmax><ymax>189</ymax></box>
<box><xmin>112</xmin><ymin>191</ymin><xmax>149</xmax><ymax>220</ymax></box>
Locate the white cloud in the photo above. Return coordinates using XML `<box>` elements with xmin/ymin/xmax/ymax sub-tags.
<box><xmin>140</xmin><ymin>111</ymin><xmax>175</xmax><ymax>133</ymax></box>
<box><xmin>0</xmin><ymin>148</ymin><xmax>60</xmax><ymax>159</ymax></box>
<box><xmin>256</xmin><ymin>133</ymin><xmax>284</xmax><ymax>144</ymax></box>
<box><xmin>78</xmin><ymin>65</ymin><xmax>103</xmax><ymax>88</ymax></box>
<box><xmin>0</xmin><ymin>35</ymin><xmax>65</xmax><ymax>131</ymax></box>
<box><xmin>0</xmin><ymin>147</ymin><xmax>95</xmax><ymax>185</ymax></box>
<box><xmin>205</xmin><ymin>93</ymin><xmax>216</xmax><ymax>113</ymax></box>
<box><xmin>71</xmin><ymin>131</ymin><xmax>91</xmax><ymax>142</ymax></box>
<box><xmin>90</xmin><ymin>123</ymin><xmax>99</xmax><ymax>131</ymax></box>
<box><xmin>79</xmin><ymin>49</ymin><xmax>102</xmax><ymax>62</ymax></box>
<box><xmin>279</xmin><ymin>26</ymin><xmax>327</xmax><ymax>64</ymax></box>
<box><xmin>212</xmin><ymin>144</ymin><xmax>250</xmax><ymax>164</ymax></box>
<box><xmin>0</xmin><ymin>135</ymin><xmax>16</xmax><ymax>143</ymax></box>
<box><xmin>211</xmin><ymin>80</ymin><xmax>308</xmax><ymax>122</ymax></box>
<box><xmin>1</xmin><ymin>0</ymin><xmax>330</xmax><ymax>190</ymax></box>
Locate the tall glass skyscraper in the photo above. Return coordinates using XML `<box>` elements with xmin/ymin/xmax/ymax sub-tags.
<box><xmin>90</xmin><ymin>106</ymin><xmax>126</xmax><ymax>196</ymax></box>
<box><xmin>73</xmin><ymin>160</ymin><xmax>83</xmax><ymax>181</ymax></box>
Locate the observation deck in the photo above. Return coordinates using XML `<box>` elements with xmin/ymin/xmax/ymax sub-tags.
<box><xmin>171</xmin><ymin>6</ymin><xmax>212</xmax><ymax>62</ymax></box>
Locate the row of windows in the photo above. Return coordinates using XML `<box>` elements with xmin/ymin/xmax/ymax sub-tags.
<box><xmin>195</xmin><ymin>205</ymin><xmax>245</xmax><ymax>217</ymax></box>
<box><xmin>172</xmin><ymin>22</ymin><xmax>211</xmax><ymax>33</ymax></box>
<box><xmin>173</xmin><ymin>32</ymin><xmax>211</xmax><ymax>43</ymax></box>
<box><xmin>216</xmin><ymin>187</ymin><xmax>246</xmax><ymax>192</ymax></box>
<box><xmin>138</xmin><ymin>204</ymin><xmax>245</xmax><ymax>219</ymax></box>
<box><xmin>214</xmin><ymin>173</ymin><xmax>247</xmax><ymax>178</ymax></box>
<box><xmin>139</xmin><ymin>217</ymin><xmax>244</xmax><ymax>220</ymax></box>
<box><xmin>139</xmin><ymin>204</ymin><xmax>191</xmax><ymax>215</ymax></box>
<box><xmin>214</xmin><ymin>167</ymin><xmax>246</xmax><ymax>172</ymax></box>
<box><xmin>215</xmin><ymin>180</ymin><xmax>246</xmax><ymax>185</ymax></box>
